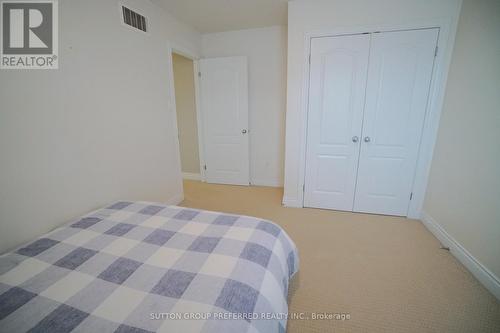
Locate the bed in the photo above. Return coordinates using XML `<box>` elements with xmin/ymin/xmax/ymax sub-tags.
<box><xmin>0</xmin><ymin>202</ymin><xmax>298</xmax><ymax>333</ymax></box>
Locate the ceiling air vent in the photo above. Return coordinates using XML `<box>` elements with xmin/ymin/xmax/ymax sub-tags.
<box><xmin>121</xmin><ymin>5</ymin><xmax>147</xmax><ymax>32</ymax></box>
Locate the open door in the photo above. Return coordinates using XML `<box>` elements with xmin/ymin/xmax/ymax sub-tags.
<box><xmin>199</xmin><ymin>56</ymin><xmax>249</xmax><ymax>185</ymax></box>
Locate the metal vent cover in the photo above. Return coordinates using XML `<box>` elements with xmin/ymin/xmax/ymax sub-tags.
<box><xmin>122</xmin><ymin>6</ymin><xmax>147</xmax><ymax>32</ymax></box>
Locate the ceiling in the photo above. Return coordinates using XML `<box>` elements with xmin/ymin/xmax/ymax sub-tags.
<box><xmin>153</xmin><ymin>0</ymin><xmax>288</xmax><ymax>33</ymax></box>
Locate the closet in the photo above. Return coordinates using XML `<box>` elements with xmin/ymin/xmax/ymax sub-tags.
<box><xmin>304</xmin><ymin>28</ymin><xmax>439</xmax><ymax>216</ymax></box>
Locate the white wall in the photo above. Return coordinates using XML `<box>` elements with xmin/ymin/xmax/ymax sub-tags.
<box><xmin>202</xmin><ymin>26</ymin><xmax>287</xmax><ymax>187</ymax></box>
<box><xmin>283</xmin><ymin>0</ymin><xmax>462</xmax><ymax>206</ymax></box>
<box><xmin>172</xmin><ymin>53</ymin><xmax>200</xmax><ymax>175</ymax></box>
<box><xmin>424</xmin><ymin>0</ymin><xmax>500</xmax><ymax>283</ymax></box>
<box><xmin>0</xmin><ymin>0</ymin><xmax>201</xmax><ymax>253</ymax></box>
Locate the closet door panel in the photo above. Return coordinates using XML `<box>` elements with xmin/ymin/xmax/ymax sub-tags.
<box><xmin>354</xmin><ymin>29</ymin><xmax>439</xmax><ymax>216</ymax></box>
<box><xmin>304</xmin><ymin>34</ymin><xmax>370</xmax><ymax>210</ymax></box>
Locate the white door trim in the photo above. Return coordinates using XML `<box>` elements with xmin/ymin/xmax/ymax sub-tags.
<box><xmin>182</xmin><ymin>172</ymin><xmax>202</xmax><ymax>181</ymax></box>
<box><xmin>290</xmin><ymin>8</ymin><xmax>463</xmax><ymax>218</ymax></box>
<box><xmin>193</xmin><ymin>59</ymin><xmax>206</xmax><ymax>182</ymax></box>
<box><xmin>421</xmin><ymin>212</ymin><xmax>500</xmax><ymax>300</ymax></box>
<box><xmin>168</xmin><ymin>45</ymin><xmax>206</xmax><ymax>182</ymax></box>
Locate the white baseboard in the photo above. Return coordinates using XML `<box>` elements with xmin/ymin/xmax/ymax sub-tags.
<box><xmin>182</xmin><ymin>172</ymin><xmax>201</xmax><ymax>181</ymax></box>
<box><xmin>421</xmin><ymin>212</ymin><xmax>500</xmax><ymax>300</ymax></box>
<box><xmin>282</xmin><ymin>196</ymin><xmax>302</xmax><ymax>208</ymax></box>
<box><xmin>165</xmin><ymin>192</ymin><xmax>184</xmax><ymax>206</ymax></box>
<box><xmin>251</xmin><ymin>179</ymin><xmax>283</xmax><ymax>188</ymax></box>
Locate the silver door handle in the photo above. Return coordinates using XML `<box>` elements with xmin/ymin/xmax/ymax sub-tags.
<box><xmin>352</xmin><ymin>136</ymin><xmax>359</xmax><ymax>143</ymax></box>
<box><xmin>242</xmin><ymin>129</ymin><xmax>247</xmax><ymax>134</ymax></box>
<box><xmin>364</xmin><ymin>136</ymin><xmax>371</xmax><ymax>143</ymax></box>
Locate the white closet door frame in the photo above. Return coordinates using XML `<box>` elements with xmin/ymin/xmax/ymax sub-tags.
<box><xmin>291</xmin><ymin>16</ymin><xmax>462</xmax><ymax>218</ymax></box>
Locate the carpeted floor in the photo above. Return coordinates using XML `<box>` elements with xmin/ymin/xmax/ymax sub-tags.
<box><xmin>180</xmin><ymin>180</ymin><xmax>500</xmax><ymax>332</ymax></box>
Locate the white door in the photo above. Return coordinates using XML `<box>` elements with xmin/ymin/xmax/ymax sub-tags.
<box><xmin>199</xmin><ymin>56</ymin><xmax>249</xmax><ymax>185</ymax></box>
<box><xmin>353</xmin><ymin>29</ymin><xmax>439</xmax><ymax>215</ymax></box>
<box><xmin>304</xmin><ymin>34</ymin><xmax>370</xmax><ymax>210</ymax></box>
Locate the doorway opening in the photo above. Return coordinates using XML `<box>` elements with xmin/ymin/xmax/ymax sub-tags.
<box><xmin>170</xmin><ymin>51</ymin><xmax>249</xmax><ymax>186</ymax></box>
<box><xmin>172</xmin><ymin>52</ymin><xmax>201</xmax><ymax>180</ymax></box>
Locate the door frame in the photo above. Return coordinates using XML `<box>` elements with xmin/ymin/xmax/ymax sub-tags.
<box><xmin>296</xmin><ymin>16</ymin><xmax>462</xmax><ymax>218</ymax></box>
<box><xmin>168</xmin><ymin>44</ymin><xmax>206</xmax><ymax>182</ymax></box>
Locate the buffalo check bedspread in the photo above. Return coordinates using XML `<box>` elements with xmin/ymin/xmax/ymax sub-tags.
<box><xmin>0</xmin><ymin>202</ymin><xmax>299</xmax><ymax>333</ymax></box>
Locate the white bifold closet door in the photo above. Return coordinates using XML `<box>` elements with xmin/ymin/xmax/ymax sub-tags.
<box><xmin>304</xmin><ymin>28</ymin><xmax>439</xmax><ymax>216</ymax></box>
<box><xmin>303</xmin><ymin>34</ymin><xmax>370</xmax><ymax>211</ymax></box>
<box><xmin>353</xmin><ymin>29</ymin><xmax>438</xmax><ymax>215</ymax></box>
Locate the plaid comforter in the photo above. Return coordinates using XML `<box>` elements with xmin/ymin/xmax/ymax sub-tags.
<box><xmin>0</xmin><ymin>202</ymin><xmax>298</xmax><ymax>333</ymax></box>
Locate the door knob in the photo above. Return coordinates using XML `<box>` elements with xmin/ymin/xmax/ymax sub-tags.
<box><xmin>242</xmin><ymin>129</ymin><xmax>247</xmax><ymax>134</ymax></box>
<box><xmin>352</xmin><ymin>136</ymin><xmax>359</xmax><ymax>143</ymax></box>
<box><xmin>364</xmin><ymin>136</ymin><xmax>371</xmax><ymax>143</ymax></box>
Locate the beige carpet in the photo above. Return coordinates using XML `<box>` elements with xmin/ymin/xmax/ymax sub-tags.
<box><xmin>180</xmin><ymin>180</ymin><xmax>500</xmax><ymax>332</ymax></box>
